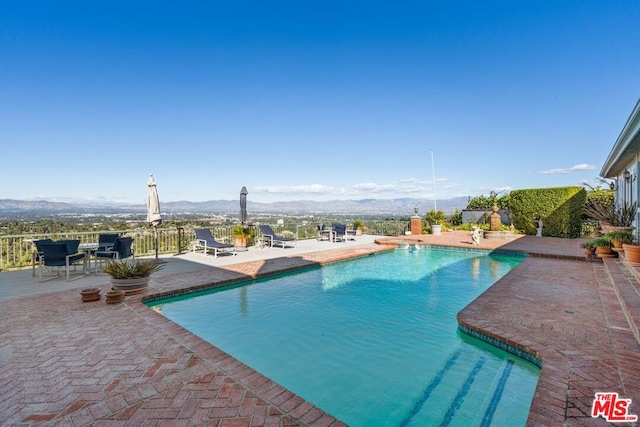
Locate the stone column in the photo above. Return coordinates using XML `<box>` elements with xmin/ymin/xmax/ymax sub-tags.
<box><xmin>410</xmin><ymin>207</ymin><xmax>422</xmax><ymax>235</ymax></box>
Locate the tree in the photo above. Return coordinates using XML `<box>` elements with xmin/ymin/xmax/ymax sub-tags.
<box><xmin>466</xmin><ymin>191</ymin><xmax>509</xmax><ymax>210</ymax></box>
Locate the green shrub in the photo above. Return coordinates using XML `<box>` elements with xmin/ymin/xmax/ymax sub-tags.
<box><xmin>510</xmin><ymin>186</ymin><xmax>586</xmax><ymax>238</ymax></box>
<box><xmin>449</xmin><ymin>209</ymin><xmax>463</xmax><ymax>226</ymax></box>
<box><xmin>425</xmin><ymin>210</ymin><xmax>447</xmax><ymax>225</ymax></box>
<box><xmin>466</xmin><ymin>191</ymin><xmax>509</xmax><ymax>210</ymax></box>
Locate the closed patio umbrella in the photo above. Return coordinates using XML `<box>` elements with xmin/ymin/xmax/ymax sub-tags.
<box><xmin>147</xmin><ymin>175</ymin><xmax>162</xmax><ymax>259</ymax></box>
<box><xmin>240</xmin><ymin>186</ymin><xmax>248</xmax><ymax>225</ymax></box>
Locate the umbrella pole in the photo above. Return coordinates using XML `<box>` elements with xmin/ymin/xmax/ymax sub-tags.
<box><xmin>154</xmin><ymin>226</ymin><xmax>159</xmax><ymax>260</ymax></box>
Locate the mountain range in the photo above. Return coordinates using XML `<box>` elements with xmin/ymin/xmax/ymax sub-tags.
<box><xmin>0</xmin><ymin>197</ymin><xmax>470</xmax><ymax>216</ymax></box>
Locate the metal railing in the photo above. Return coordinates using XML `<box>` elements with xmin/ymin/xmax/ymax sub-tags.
<box><xmin>0</xmin><ymin>220</ymin><xmax>409</xmax><ymax>271</ymax></box>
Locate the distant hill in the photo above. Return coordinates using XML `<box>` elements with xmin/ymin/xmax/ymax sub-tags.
<box><xmin>0</xmin><ymin>197</ymin><xmax>469</xmax><ymax>216</ymax></box>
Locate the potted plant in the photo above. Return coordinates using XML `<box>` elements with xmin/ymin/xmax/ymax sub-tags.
<box><xmin>591</xmin><ymin>236</ymin><xmax>615</xmax><ymax>258</ymax></box>
<box><xmin>425</xmin><ymin>210</ymin><xmax>446</xmax><ymax>235</ymax></box>
<box><xmin>584</xmin><ymin>200</ymin><xmax>636</xmax><ymax>233</ymax></box>
<box><xmin>80</xmin><ymin>288</ymin><xmax>101</xmax><ymax>302</ymax></box>
<box><xmin>622</xmin><ymin>242</ymin><xmax>640</xmax><ymax>264</ymax></box>
<box><xmin>352</xmin><ymin>220</ymin><xmax>365</xmax><ymax>236</ymax></box>
<box><xmin>232</xmin><ymin>224</ymin><xmax>255</xmax><ymax>248</ymax></box>
<box><xmin>105</xmin><ymin>289</ymin><xmax>125</xmax><ymax>304</ymax></box>
<box><xmin>605</xmin><ymin>229</ymin><xmax>635</xmax><ymax>251</ymax></box>
<box><xmin>103</xmin><ymin>259</ymin><xmax>164</xmax><ymax>294</ymax></box>
<box><xmin>581</xmin><ymin>240</ymin><xmax>598</xmax><ymax>258</ymax></box>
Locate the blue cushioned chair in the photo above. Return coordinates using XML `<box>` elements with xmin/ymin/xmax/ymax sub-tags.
<box><xmin>38</xmin><ymin>241</ymin><xmax>86</xmax><ymax>281</ymax></box>
<box><xmin>332</xmin><ymin>224</ymin><xmax>347</xmax><ymax>242</ymax></box>
<box><xmin>94</xmin><ymin>236</ymin><xmax>134</xmax><ymax>273</ymax></box>
<box><xmin>98</xmin><ymin>233</ymin><xmax>119</xmax><ymax>251</ymax></box>
<box><xmin>32</xmin><ymin>238</ymin><xmax>53</xmax><ymax>277</ymax></box>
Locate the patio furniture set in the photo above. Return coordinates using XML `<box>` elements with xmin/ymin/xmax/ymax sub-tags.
<box><xmin>317</xmin><ymin>223</ymin><xmax>358</xmax><ymax>242</ymax></box>
<box><xmin>191</xmin><ymin>225</ymin><xmax>305</xmax><ymax>258</ymax></box>
<box><xmin>32</xmin><ymin>233</ymin><xmax>134</xmax><ymax>281</ymax></box>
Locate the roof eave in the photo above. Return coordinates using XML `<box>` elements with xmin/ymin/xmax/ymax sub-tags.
<box><xmin>601</xmin><ymin>98</ymin><xmax>640</xmax><ymax>178</ymax></box>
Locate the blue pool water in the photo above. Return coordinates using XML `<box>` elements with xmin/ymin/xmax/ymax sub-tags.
<box><xmin>147</xmin><ymin>247</ymin><xmax>540</xmax><ymax>426</ymax></box>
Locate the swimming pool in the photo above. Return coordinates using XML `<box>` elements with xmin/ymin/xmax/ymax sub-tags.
<box><xmin>148</xmin><ymin>247</ymin><xmax>540</xmax><ymax>426</ymax></box>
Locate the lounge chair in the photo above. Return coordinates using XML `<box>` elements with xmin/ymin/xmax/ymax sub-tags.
<box><xmin>258</xmin><ymin>224</ymin><xmax>296</xmax><ymax>249</ymax></box>
<box><xmin>38</xmin><ymin>240</ymin><xmax>86</xmax><ymax>281</ymax></box>
<box><xmin>193</xmin><ymin>228</ymin><xmax>235</xmax><ymax>257</ymax></box>
<box><xmin>332</xmin><ymin>224</ymin><xmax>347</xmax><ymax>242</ymax></box>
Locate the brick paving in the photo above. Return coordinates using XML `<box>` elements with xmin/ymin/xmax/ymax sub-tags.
<box><xmin>1</xmin><ymin>232</ymin><xmax>639</xmax><ymax>426</ymax></box>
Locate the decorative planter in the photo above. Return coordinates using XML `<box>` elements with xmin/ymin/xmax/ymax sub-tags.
<box><xmin>601</xmin><ymin>224</ymin><xmax>634</xmax><ymax>234</ymax></box>
<box><xmin>431</xmin><ymin>224</ymin><xmax>442</xmax><ymax>235</ymax></box>
<box><xmin>80</xmin><ymin>288</ymin><xmax>101</xmax><ymax>302</ymax></box>
<box><xmin>234</xmin><ymin>236</ymin><xmax>248</xmax><ymax>248</ymax></box>
<box><xmin>623</xmin><ymin>244</ymin><xmax>640</xmax><ymax>264</ymax></box>
<box><xmin>610</xmin><ymin>238</ymin><xmax>624</xmax><ymax>250</ymax></box>
<box><xmin>110</xmin><ymin>277</ymin><xmax>150</xmax><ymax>295</ymax></box>
<box><xmin>596</xmin><ymin>247</ymin><xmax>615</xmax><ymax>258</ymax></box>
<box><xmin>105</xmin><ymin>289</ymin><xmax>125</xmax><ymax>304</ymax></box>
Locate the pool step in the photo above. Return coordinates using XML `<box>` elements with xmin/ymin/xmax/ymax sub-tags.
<box><xmin>400</xmin><ymin>349</ymin><xmax>517</xmax><ymax>426</ymax></box>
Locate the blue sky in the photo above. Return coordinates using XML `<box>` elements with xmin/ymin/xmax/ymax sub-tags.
<box><xmin>1</xmin><ymin>1</ymin><xmax>639</xmax><ymax>204</ymax></box>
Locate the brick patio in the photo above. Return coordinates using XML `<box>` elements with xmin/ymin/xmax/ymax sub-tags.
<box><xmin>1</xmin><ymin>231</ymin><xmax>639</xmax><ymax>426</ymax></box>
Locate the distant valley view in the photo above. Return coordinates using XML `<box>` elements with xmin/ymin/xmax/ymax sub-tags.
<box><xmin>0</xmin><ymin>197</ymin><xmax>470</xmax><ymax>219</ymax></box>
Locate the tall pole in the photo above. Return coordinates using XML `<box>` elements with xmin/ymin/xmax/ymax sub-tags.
<box><xmin>431</xmin><ymin>149</ymin><xmax>437</xmax><ymax>211</ymax></box>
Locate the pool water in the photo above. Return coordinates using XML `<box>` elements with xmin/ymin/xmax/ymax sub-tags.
<box><xmin>148</xmin><ymin>247</ymin><xmax>540</xmax><ymax>426</ymax></box>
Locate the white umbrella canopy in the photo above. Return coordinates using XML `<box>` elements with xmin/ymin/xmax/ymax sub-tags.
<box><xmin>147</xmin><ymin>175</ymin><xmax>162</xmax><ymax>227</ymax></box>
<box><xmin>147</xmin><ymin>175</ymin><xmax>162</xmax><ymax>259</ymax></box>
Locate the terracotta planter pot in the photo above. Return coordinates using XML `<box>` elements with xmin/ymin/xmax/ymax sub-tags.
<box><xmin>601</xmin><ymin>224</ymin><xmax>634</xmax><ymax>234</ymax></box>
<box><xmin>105</xmin><ymin>290</ymin><xmax>125</xmax><ymax>304</ymax></box>
<box><xmin>80</xmin><ymin>288</ymin><xmax>101</xmax><ymax>302</ymax></box>
<box><xmin>623</xmin><ymin>244</ymin><xmax>640</xmax><ymax>264</ymax></box>
<box><xmin>596</xmin><ymin>247</ymin><xmax>615</xmax><ymax>257</ymax></box>
<box><xmin>611</xmin><ymin>239</ymin><xmax>624</xmax><ymax>250</ymax></box>
<box><xmin>234</xmin><ymin>236</ymin><xmax>248</xmax><ymax>248</ymax></box>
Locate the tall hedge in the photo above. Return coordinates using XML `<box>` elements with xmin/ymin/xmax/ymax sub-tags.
<box><xmin>510</xmin><ymin>186</ymin><xmax>586</xmax><ymax>237</ymax></box>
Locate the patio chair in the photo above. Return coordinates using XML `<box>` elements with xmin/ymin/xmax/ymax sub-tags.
<box><xmin>193</xmin><ymin>228</ymin><xmax>235</xmax><ymax>257</ymax></box>
<box><xmin>258</xmin><ymin>224</ymin><xmax>296</xmax><ymax>249</ymax></box>
<box><xmin>94</xmin><ymin>236</ymin><xmax>134</xmax><ymax>273</ymax></box>
<box><xmin>56</xmin><ymin>239</ymin><xmax>82</xmax><ymax>254</ymax></box>
<box><xmin>38</xmin><ymin>241</ymin><xmax>86</xmax><ymax>281</ymax></box>
<box><xmin>317</xmin><ymin>225</ymin><xmax>331</xmax><ymax>241</ymax></box>
<box><xmin>332</xmin><ymin>224</ymin><xmax>347</xmax><ymax>242</ymax></box>
<box><xmin>346</xmin><ymin>224</ymin><xmax>358</xmax><ymax>241</ymax></box>
<box><xmin>31</xmin><ymin>238</ymin><xmax>53</xmax><ymax>277</ymax></box>
<box><xmin>98</xmin><ymin>233</ymin><xmax>119</xmax><ymax>250</ymax></box>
